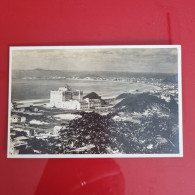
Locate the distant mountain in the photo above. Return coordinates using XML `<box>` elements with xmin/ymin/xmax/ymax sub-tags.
<box><xmin>12</xmin><ymin>69</ymin><xmax>68</xmax><ymax>79</ymax></box>
<box><xmin>12</xmin><ymin>69</ymin><xmax>177</xmax><ymax>81</ymax></box>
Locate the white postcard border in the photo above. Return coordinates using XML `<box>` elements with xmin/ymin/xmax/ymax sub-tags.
<box><xmin>7</xmin><ymin>45</ymin><xmax>183</xmax><ymax>158</ymax></box>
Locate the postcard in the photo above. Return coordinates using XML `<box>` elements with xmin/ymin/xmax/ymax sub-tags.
<box><xmin>8</xmin><ymin>45</ymin><xmax>182</xmax><ymax>158</ymax></box>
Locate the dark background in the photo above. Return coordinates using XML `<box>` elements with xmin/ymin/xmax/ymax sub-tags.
<box><xmin>0</xmin><ymin>0</ymin><xmax>194</xmax><ymax>194</ymax></box>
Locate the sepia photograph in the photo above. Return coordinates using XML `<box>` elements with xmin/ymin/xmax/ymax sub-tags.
<box><xmin>8</xmin><ymin>45</ymin><xmax>182</xmax><ymax>158</ymax></box>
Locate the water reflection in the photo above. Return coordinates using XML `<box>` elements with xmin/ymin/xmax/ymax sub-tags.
<box><xmin>35</xmin><ymin>159</ymin><xmax>125</xmax><ymax>195</ymax></box>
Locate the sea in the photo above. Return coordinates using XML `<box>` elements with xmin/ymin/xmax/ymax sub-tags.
<box><xmin>11</xmin><ymin>79</ymin><xmax>161</xmax><ymax>101</ymax></box>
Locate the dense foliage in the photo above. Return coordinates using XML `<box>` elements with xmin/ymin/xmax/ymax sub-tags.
<box><xmin>21</xmin><ymin>93</ymin><xmax>179</xmax><ymax>154</ymax></box>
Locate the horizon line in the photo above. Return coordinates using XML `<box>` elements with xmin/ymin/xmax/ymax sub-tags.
<box><xmin>12</xmin><ymin>68</ymin><xmax>178</xmax><ymax>74</ymax></box>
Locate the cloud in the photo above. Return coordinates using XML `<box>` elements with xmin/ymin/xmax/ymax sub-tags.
<box><xmin>12</xmin><ymin>47</ymin><xmax>178</xmax><ymax>73</ymax></box>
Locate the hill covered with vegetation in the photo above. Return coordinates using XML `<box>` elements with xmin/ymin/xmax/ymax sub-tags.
<box><xmin>115</xmin><ymin>93</ymin><xmax>178</xmax><ymax>115</ymax></box>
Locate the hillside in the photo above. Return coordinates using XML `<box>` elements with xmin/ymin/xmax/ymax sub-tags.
<box><xmin>114</xmin><ymin>93</ymin><xmax>178</xmax><ymax>114</ymax></box>
<box><xmin>116</xmin><ymin>93</ymin><xmax>132</xmax><ymax>99</ymax></box>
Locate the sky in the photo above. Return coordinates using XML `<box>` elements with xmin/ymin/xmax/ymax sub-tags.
<box><xmin>12</xmin><ymin>47</ymin><xmax>178</xmax><ymax>73</ymax></box>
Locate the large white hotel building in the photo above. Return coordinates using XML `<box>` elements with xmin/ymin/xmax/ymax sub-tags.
<box><xmin>50</xmin><ymin>86</ymin><xmax>89</xmax><ymax>110</ymax></box>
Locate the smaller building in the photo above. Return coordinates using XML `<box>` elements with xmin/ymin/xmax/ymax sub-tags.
<box><xmin>21</xmin><ymin>116</ymin><xmax>26</xmax><ymax>123</ymax></box>
<box><xmin>33</xmin><ymin>107</ymin><xmax>39</xmax><ymax>112</ymax></box>
<box><xmin>60</xmin><ymin>100</ymin><xmax>81</xmax><ymax>110</ymax></box>
<box><xmin>11</xmin><ymin>115</ymin><xmax>19</xmax><ymax>123</ymax></box>
<box><xmin>9</xmin><ymin>141</ymin><xmax>15</xmax><ymax>155</ymax></box>
<box><xmin>14</xmin><ymin>136</ymin><xmax>29</xmax><ymax>142</ymax></box>
<box><xmin>11</xmin><ymin>101</ymin><xmax>17</xmax><ymax>110</ymax></box>
<box><xmin>53</xmin><ymin>126</ymin><xmax>61</xmax><ymax>136</ymax></box>
<box><xmin>10</xmin><ymin>140</ymin><xmax>27</xmax><ymax>155</ymax></box>
<box><xmin>83</xmin><ymin>92</ymin><xmax>103</xmax><ymax>108</ymax></box>
<box><xmin>11</xmin><ymin>115</ymin><xmax>26</xmax><ymax>124</ymax></box>
<box><xmin>80</xmin><ymin>99</ymin><xmax>89</xmax><ymax>109</ymax></box>
<box><xmin>89</xmin><ymin>99</ymin><xmax>101</xmax><ymax>108</ymax></box>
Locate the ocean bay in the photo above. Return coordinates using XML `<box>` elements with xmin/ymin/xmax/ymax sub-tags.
<box><xmin>11</xmin><ymin>79</ymin><xmax>160</xmax><ymax>101</ymax></box>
